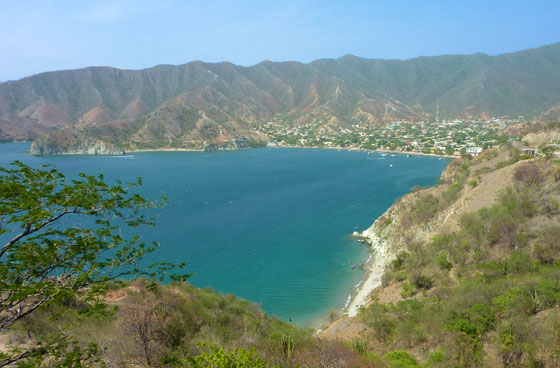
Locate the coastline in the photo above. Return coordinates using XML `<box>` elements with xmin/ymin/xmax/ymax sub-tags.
<box><xmin>125</xmin><ymin>144</ymin><xmax>457</xmax><ymax>159</ymax></box>
<box><xmin>345</xmin><ymin>227</ymin><xmax>392</xmax><ymax>317</ymax></box>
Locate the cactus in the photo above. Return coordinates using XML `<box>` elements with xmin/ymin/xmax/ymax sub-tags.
<box><xmin>281</xmin><ymin>334</ymin><xmax>295</xmax><ymax>363</ymax></box>
<box><xmin>352</xmin><ymin>338</ymin><xmax>369</xmax><ymax>355</ymax></box>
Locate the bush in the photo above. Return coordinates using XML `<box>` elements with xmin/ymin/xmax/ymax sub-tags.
<box><xmin>401</xmin><ymin>282</ymin><xmax>416</xmax><ymax>298</ymax></box>
<box><xmin>513</xmin><ymin>162</ymin><xmax>542</xmax><ymax>184</ymax></box>
<box><xmin>435</xmin><ymin>251</ymin><xmax>452</xmax><ymax>270</ymax></box>
<box><xmin>426</xmin><ymin>350</ymin><xmax>445</xmax><ymax>367</ymax></box>
<box><xmin>533</xmin><ymin>224</ymin><xmax>560</xmax><ymax>264</ymax></box>
<box><xmin>409</xmin><ymin>194</ymin><xmax>441</xmax><ymax>224</ymax></box>
<box><xmin>385</xmin><ymin>350</ymin><xmax>418</xmax><ymax>367</ymax></box>
<box><xmin>351</xmin><ymin>339</ymin><xmax>369</xmax><ymax>355</ymax></box>
<box><xmin>391</xmin><ymin>252</ymin><xmax>409</xmax><ymax>271</ymax></box>
<box><xmin>443</xmin><ymin>182</ymin><xmax>463</xmax><ymax>204</ymax></box>
<box><xmin>181</xmin><ymin>344</ymin><xmax>277</xmax><ymax>367</ymax></box>
<box><xmin>411</xmin><ymin>274</ymin><xmax>434</xmax><ymax>290</ymax></box>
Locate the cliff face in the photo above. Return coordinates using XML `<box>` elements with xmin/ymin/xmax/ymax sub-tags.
<box><xmin>202</xmin><ymin>136</ymin><xmax>258</xmax><ymax>151</ymax></box>
<box><xmin>29</xmin><ymin>129</ymin><xmax>125</xmax><ymax>156</ymax></box>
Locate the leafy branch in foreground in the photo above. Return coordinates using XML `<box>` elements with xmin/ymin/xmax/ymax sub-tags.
<box><xmin>0</xmin><ymin>161</ymin><xmax>188</xmax><ymax>366</ymax></box>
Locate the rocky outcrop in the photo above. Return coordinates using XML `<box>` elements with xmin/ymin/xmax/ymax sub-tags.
<box><xmin>30</xmin><ymin>129</ymin><xmax>125</xmax><ymax>156</ymax></box>
<box><xmin>202</xmin><ymin>136</ymin><xmax>257</xmax><ymax>151</ymax></box>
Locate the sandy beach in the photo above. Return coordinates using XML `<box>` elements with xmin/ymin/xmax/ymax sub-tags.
<box><xmin>346</xmin><ymin>227</ymin><xmax>392</xmax><ymax>317</ymax></box>
<box><xmin>125</xmin><ymin>144</ymin><xmax>457</xmax><ymax>159</ymax></box>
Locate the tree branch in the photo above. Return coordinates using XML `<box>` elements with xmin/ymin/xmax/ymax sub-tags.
<box><xmin>1</xmin><ymin>209</ymin><xmax>78</xmax><ymax>258</ymax></box>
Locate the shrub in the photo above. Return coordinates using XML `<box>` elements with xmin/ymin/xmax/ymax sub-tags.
<box><xmin>409</xmin><ymin>194</ymin><xmax>441</xmax><ymax>224</ymax></box>
<box><xmin>351</xmin><ymin>339</ymin><xmax>369</xmax><ymax>355</ymax></box>
<box><xmin>435</xmin><ymin>251</ymin><xmax>452</xmax><ymax>270</ymax></box>
<box><xmin>443</xmin><ymin>182</ymin><xmax>463</xmax><ymax>204</ymax></box>
<box><xmin>426</xmin><ymin>350</ymin><xmax>445</xmax><ymax>367</ymax></box>
<box><xmin>513</xmin><ymin>162</ymin><xmax>542</xmax><ymax>184</ymax></box>
<box><xmin>181</xmin><ymin>344</ymin><xmax>277</xmax><ymax>367</ymax></box>
<box><xmin>411</xmin><ymin>274</ymin><xmax>434</xmax><ymax>290</ymax></box>
<box><xmin>391</xmin><ymin>252</ymin><xmax>409</xmax><ymax>271</ymax></box>
<box><xmin>385</xmin><ymin>350</ymin><xmax>418</xmax><ymax>367</ymax></box>
<box><xmin>401</xmin><ymin>282</ymin><xmax>416</xmax><ymax>298</ymax></box>
<box><xmin>384</xmin><ymin>217</ymin><xmax>393</xmax><ymax>227</ymax></box>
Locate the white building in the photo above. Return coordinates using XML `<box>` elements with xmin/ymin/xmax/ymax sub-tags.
<box><xmin>466</xmin><ymin>147</ymin><xmax>483</xmax><ymax>156</ymax></box>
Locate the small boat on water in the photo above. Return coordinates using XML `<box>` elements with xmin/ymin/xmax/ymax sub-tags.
<box><xmin>390</xmin><ymin>164</ymin><xmax>393</xmax><ymax>167</ymax></box>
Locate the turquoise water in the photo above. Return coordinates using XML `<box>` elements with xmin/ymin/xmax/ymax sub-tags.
<box><xmin>0</xmin><ymin>143</ymin><xmax>449</xmax><ymax>326</ymax></box>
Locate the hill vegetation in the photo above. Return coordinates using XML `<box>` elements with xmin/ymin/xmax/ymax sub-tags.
<box><xmin>322</xmin><ymin>124</ymin><xmax>560</xmax><ymax>367</ymax></box>
<box><xmin>1</xmin><ymin>44</ymin><xmax>559</xmax><ymax>151</ymax></box>
<box><xmin>2</xmin><ymin>121</ymin><xmax>560</xmax><ymax>366</ymax></box>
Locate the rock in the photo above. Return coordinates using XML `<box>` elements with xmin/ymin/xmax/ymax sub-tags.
<box><xmin>30</xmin><ymin>129</ymin><xmax>125</xmax><ymax>156</ymax></box>
<box><xmin>202</xmin><ymin>136</ymin><xmax>255</xmax><ymax>152</ymax></box>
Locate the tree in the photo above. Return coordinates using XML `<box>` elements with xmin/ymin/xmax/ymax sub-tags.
<box><xmin>0</xmin><ymin>161</ymin><xmax>187</xmax><ymax>366</ymax></box>
<box><xmin>445</xmin><ymin>145</ymin><xmax>455</xmax><ymax>155</ymax></box>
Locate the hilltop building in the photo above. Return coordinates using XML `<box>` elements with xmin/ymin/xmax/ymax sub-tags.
<box><xmin>466</xmin><ymin>147</ymin><xmax>483</xmax><ymax>156</ymax></box>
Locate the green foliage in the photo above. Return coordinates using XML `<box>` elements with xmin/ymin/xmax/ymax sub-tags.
<box><xmin>280</xmin><ymin>335</ymin><xmax>295</xmax><ymax>363</ymax></box>
<box><xmin>0</xmin><ymin>334</ymin><xmax>106</xmax><ymax>368</ymax></box>
<box><xmin>391</xmin><ymin>252</ymin><xmax>409</xmax><ymax>272</ymax></box>
<box><xmin>442</xmin><ymin>182</ymin><xmax>463</xmax><ymax>204</ymax></box>
<box><xmin>400</xmin><ymin>282</ymin><xmax>416</xmax><ymax>298</ymax></box>
<box><xmin>360</xmin><ymin>153</ymin><xmax>560</xmax><ymax>366</ymax></box>
<box><xmin>435</xmin><ymin>251</ymin><xmax>452</xmax><ymax>270</ymax></box>
<box><xmin>384</xmin><ymin>350</ymin><xmax>418</xmax><ymax>368</ymax></box>
<box><xmin>467</xmin><ymin>179</ymin><xmax>478</xmax><ymax>187</ymax></box>
<box><xmin>351</xmin><ymin>339</ymin><xmax>369</xmax><ymax>355</ymax></box>
<box><xmin>409</xmin><ymin>194</ymin><xmax>441</xmax><ymax>225</ymax></box>
<box><xmin>179</xmin><ymin>344</ymin><xmax>278</xmax><ymax>368</ymax></box>
<box><xmin>518</xmin><ymin>154</ymin><xmax>534</xmax><ymax>161</ymax></box>
<box><xmin>0</xmin><ymin>161</ymin><xmax>187</xmax><ymax>366</ymax></box>
<box><xmin>361</xmin><ymin>303</ymin><xmax>397</xmax><ymax>342</ymax></box>
<box><xmin>426</xmin><ymin>350</ymin><xmax>445</xmax><ymax>367</ymax></box>
<box><xmin>411</xmin><ymin>274</ymin><xmax>434</xmax><ymax>291</ymax></box>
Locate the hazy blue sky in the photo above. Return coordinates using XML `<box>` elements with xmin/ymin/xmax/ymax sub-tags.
<box><xmin>1</xmin><ymin>0</ymin><xmax>559</xmax><ymax>81</ymax></box>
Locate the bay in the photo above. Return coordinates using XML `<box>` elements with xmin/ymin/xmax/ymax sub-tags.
<box><xmin>0</xmin><ymin>143</ymin><xmax>449</xmax><ymax>326</ymax></box>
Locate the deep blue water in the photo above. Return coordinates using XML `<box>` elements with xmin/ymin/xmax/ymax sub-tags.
<box><xmin>0</xmin><ymin>143</ymin><xmax>449</xmax><ymax>325</ymax></box>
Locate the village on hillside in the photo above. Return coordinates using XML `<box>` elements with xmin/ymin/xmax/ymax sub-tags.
<box><xmin>257</xmin><ymin>117</ymin><xmax>526</xmax><ymax>156</ymax></box>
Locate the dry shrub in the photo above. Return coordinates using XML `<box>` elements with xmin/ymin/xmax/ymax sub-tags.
<box><xmin>513</xmin><ymin>163</ymin><xmax>542</xmax><ymax>185</ymax></box>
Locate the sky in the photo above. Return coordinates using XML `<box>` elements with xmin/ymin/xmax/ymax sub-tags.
<box><xmin>1</xmin><ymin>0</ymin><xmax>559</xmax><ymax>81</ymax></box>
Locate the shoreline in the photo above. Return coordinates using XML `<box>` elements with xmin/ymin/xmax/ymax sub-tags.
<box><xmin>345</xmin><ymin>228</ymin><xmax>392</xmax><ymax>317</ymax></box>
<box><xmin>10</xmin><ymin>140</ymin><xmax>457</xmax><ymax>159</ymax></box>
<box><xmin>125</xmin><ymin>144</ymin><xmax>457</xmax><ymax>159</ymax></box>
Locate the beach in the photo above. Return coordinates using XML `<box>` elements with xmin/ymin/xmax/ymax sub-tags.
<box><xmin>346</xmin><ymin>226</ymin><xmax>392</xmax><ymax>317</ymax></box>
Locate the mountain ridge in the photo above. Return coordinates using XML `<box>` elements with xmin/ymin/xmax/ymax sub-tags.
<box><xmin>1</xmin><ymin>43</ymin><xmax>559</xmax><ymax>151</ymax></box>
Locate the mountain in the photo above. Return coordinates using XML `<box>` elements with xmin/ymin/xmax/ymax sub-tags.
<box><xmin>1</xmin><ymin>43</ymin><xmax>559</xmax><ymax>152</ymax></box>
